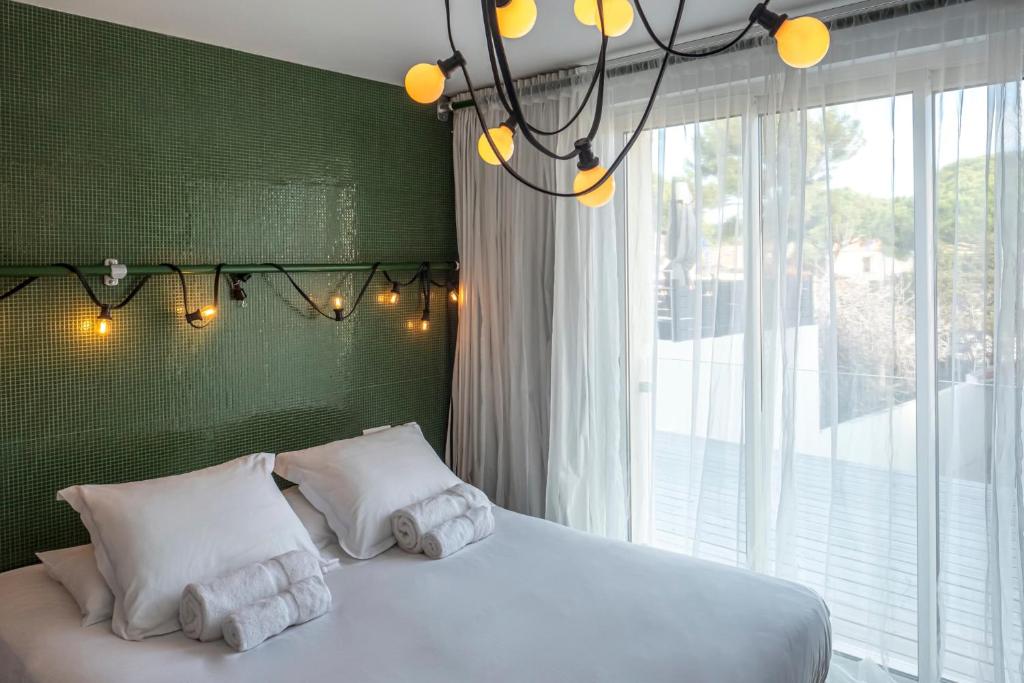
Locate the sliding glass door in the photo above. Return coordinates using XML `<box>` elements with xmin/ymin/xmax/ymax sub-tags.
<box><xmin>624</xmin><ymin>72</ymin><xmax>1023</xmax><ymax>682</ymax></box>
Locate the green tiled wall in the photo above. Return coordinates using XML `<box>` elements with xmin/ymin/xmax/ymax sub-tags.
<box><xmin>0</xmin><ymin>1</ymin><xmax>457</xmax><ymax>571</ymax></box>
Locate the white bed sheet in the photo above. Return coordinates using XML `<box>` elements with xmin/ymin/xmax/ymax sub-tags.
<box><xmin>0</xmin><ymin>508</ymin><xmax>830</xmax><ymax>683</ymax></box>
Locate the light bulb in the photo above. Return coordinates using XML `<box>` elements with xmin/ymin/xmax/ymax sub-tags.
<box><xmin>595</xmin><ymin>0</ymin><xmax>634</xmax><ymax>37</ymax></box>
<box><xmin>574</xmin><ymin>166</ymin><xmax>615</xmax><ymax>208</ymax></box>
<box><xmin>574</xmin><ymin>0</ymin><xmax>598</xmax><ymax>25</ymax></box>
<box><xmin>449</xmin><ymin>288</ymin><xmax>460</xmax><ymax>303</ymax></box>
<box><xmin>477</xmin><ymin>123</ymin><xmax>515</xmax><ymax>165</ymax></box>
<box><xmin>199</xmin><ymin>305</ymin><xmax>217</xmax><ymax>320</ymax></box>
<box><xmin>495</xmin><ymin>0</ymin><xmax>537</xmax><ymax>39</ymax></box>
<box><xmin>95</xmin><ymin>305</ymin><xmax>112</xmax><ymax>336</ymax></box>
<box><xmin>404</xmin><ymin>53</ymin><xmax>464</xmax><ymax>104</ymax></box>
<box><xmin>387</xmin><ymin>283</ymin><xmax>400</xmax><ymax>305</ymax></box>
<box><xmin>331</xmin><ymin>296</ymin><xmax>343</xmax><ymax>311</ymax></box>
<box><xmin>405</xmin><ymin>64</ymin><xmax>445</xmax><ymax>104</ymax></box>
<box><xmin>774</xmin><ymin>16</ymin><xmax>830</xmax><ymax>68</ymax></box>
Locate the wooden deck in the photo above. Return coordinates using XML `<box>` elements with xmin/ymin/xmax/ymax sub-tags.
<box><xmin>650</xmin><ymin>432</ymin><xmax>1022</xmax><ymax>682</ymax></box>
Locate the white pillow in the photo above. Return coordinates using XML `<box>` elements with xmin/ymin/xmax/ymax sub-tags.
<box><xmin>282</xmin><ymin>486</ymin><xmax>338</xmax><ymax>552</ymax></box>
<box><xmin>276</xmin><ymin>423</ymin><xmax>459</xmax><ymax>559</ymax></box>
<box><xmin>58</xmin><ymin>453</ymin><xmax>321</xmax><ymax>640</ymax></box>
<box><xmin>36</xmin><ymin>544</ymin><xmax>114</xmax><ymax>626</ymax></box>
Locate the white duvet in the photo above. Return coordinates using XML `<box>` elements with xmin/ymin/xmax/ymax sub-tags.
<box><xmin>0</xmin><ymin>508</ymin><xmax>830</xmax><ymax>683</ymax></box>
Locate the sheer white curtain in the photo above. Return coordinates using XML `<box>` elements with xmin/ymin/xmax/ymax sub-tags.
<box><xmin>621</xmin><ymin>1</ymin><xmax>1024</xmax><ymax>681</ymax></box>
<box><xmin>452</xmin><ymin>0</ymin><xmax>1023</xmax><ymax>679</ymax></box>
<box><xmin>450</xmin><ymin>72</ymin><xmax>628</xmax><ymax>536</ymax></box>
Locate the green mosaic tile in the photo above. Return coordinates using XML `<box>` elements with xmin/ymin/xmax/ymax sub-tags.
<box><xmin>0</xmin><ymin>0</ymin><xmax>457</xmax><ymax>571</ymax></box>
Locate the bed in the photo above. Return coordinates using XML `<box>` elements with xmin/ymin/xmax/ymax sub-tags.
<box><xmin>0</xmin><ymin>507</ymin><xmax>830</xmax><ymax>683</ymax></box>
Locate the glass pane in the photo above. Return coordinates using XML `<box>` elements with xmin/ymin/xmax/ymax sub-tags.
<box><xmin>935</xmin><ymin>82</ymin><xmax>1024</xmax><ymax>683</ymax></box>
<box><xmin>767</xmin><ymin>94</ymin><xmax>918</xmax><ymax>676</ymax></box>
<box><xmin>629</xmin><ymin>116</ymin><xmax>749</xmax><ymax>568</ymax></box>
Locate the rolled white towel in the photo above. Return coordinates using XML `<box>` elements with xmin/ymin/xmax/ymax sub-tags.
<box><xmin>180</xmin><ymin>550</ymin><xmax>321</xmax><ymax>642</ymax></box>
<box><xmin>391</xmin><ymin>482</ymin><xmax>490</xmax><ymax>553</ymax></box>
<box><xmin>422</xmin><ymin>505</ymin><xmax>495</xmax><ymax>560</ymax></box>
<box><xmin>222</xmin><ymin>575</ymin><xmax>332</xmax><ymax>652</ymax></box>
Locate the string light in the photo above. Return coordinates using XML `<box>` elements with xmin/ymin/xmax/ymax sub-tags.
<box><xmin>749</xmin><ymin>3</ymin><xmax>830</xmax><ymax>68</ymax></box>
<box><xmin>594</xmin><ymin>0</ymin><xmax>634</xmax><ymax>37</ymax></box>
<box><xmin>573</xmin><ymin>139</ymin><xmax>614</xmax><ymax>208</ymax></box>
<box><xmin>495</xmin><ymin>0</ymin><xmax>537</xmax><ymax>39</ymax></box>
<box><xmin>406</xmin><ymin>0</ymin><xmax>829</xmax><ymax>208</ymax></box>
<box><xmin>95</xmin><ymin>305</ymin><xmax>112</xmax><ymax>336</ymax></box>
<box><xmin>404</xmin><ymin>52</ymin><xmax>465</xmax><ymax>104</ymax></box>
<box><xmin>478</xmin><ymin>118</ymin><xmax>516</xmax><ymax>165</ymax></box>
<box><xmin>228</xmin><ymin>273</ymin><xmax>250</xmax><ymax>305</ymax></box>
<box><xmin>574</xmin><ymin>0</ymin><xmax>599</xmax><ymax>26</ymax></box>
<box><xmin>1</xmin><ymin>262</ymin><xmax>456</xmax><ymax>337</ymax></box>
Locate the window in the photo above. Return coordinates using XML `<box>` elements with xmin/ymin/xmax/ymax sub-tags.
<box><xmin>625</xmin><ymin>73</ymin><xmax>1024</xmax><ymax>682</ymax></box>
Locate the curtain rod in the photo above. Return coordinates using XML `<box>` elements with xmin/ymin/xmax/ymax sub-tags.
<box><xmin>0</xmin><ymin>261</ymin><xmax>457</xmax><ymax>278</ymax></box>
<box><xmin>448</xmin><ymin>0</ymin><xmax>969</xmax><ymax>111</ymax></box>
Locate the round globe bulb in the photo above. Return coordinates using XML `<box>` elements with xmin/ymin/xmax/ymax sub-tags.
<box><xmin>596</xmin><ymin>0</ymin><xmax>634</xmax><ymax>38</ymax></box>
<box><xmin>574</xmin><ymin>166</ymin><xmax>615</xmax><ymax>208</ymax></box>
<box><xmin>477</xmin><ymin>125</ymin><xmax>515</xmax><ymax>166</ymax></box>
<box><xmin>774</xmin><ymin>16</ymin><xmax>830</xmax><ymax>69</ymax></box>
<box><xmin>496</xmin><ymin>0</ymin><xmax>537</xmax><ymax>39</ymax></box>
<box><xmin>405</xmin><ymin>63</ymin><xmax>447</xmax><ymax>104</ymax></box>
<box><xmin>574</xmin><ymin>0</ymin><xmax>597</xmax><ymax>26</ymax></box>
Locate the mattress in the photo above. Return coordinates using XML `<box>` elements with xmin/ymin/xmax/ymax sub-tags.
<box><xmin>0</xmin><ymin>508</ymin><xmax>830</xmax><ymax>683</ymax></box>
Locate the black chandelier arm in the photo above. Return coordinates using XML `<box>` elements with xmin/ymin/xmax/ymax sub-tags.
<box><xmin>584</xmin><ymin>12</ymin><xmax>609</xmax><ymax>142</ymax></box>
<box><xmin>478</xmin><ymin>0</ymin><xmax>583</xmax><ymax>161</ymax></box>
<box><xmin>479</xmin><ymin>4</ymin><xmax>607</xmax><ymax>139</ymax></box>
<box><xmin>635</xmin><ymin>0</ymin><xmax>760</xmax><ymax>59</ymax></box>
<box><xmin>0</xmin><ymin>276</ymin><xmax>37</xmax><ymax>301</ymax></box>
<box><xmin>458</xmin><ymin>0</ymin><xmax>686</xmax><ymax>198</ymax></box>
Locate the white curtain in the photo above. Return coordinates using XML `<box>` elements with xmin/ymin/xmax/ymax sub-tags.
<box><xmin>620</xmin><ymin>1</ymin><xmax>1024</xmax><ymax>681</ymax></box>
<box><xmin>451</xmin><ymin>72</ymin><xmax>628</xmax><ymax>536</ymax></box>
<box><xmin>451</xmin><ymin>0</ymin><xmax>1023</xmax><ymax>679</ymax></box>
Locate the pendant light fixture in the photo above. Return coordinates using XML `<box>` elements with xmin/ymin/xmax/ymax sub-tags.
<box><xmin>406</xmin><ymin>0</ymin><xmax>830</xmax><ymax>208</ymax></box>
<box><xmin>495</xmin><ymin>0</ymin><xmax>538</xmax><ymax>39</ymax></box>
<box><xmin>477</xmin><ymin>117</ymin><xmax>516</xmax><ymax>165</ymax></box>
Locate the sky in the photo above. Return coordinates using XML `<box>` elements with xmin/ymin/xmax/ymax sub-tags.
<box><xmin>654</xmin><ymin>85</ymin><xmax>993</xmax><ymax>201</ymax></box>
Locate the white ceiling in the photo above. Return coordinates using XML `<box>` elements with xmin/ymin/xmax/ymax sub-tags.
<box><xmin>18</xmin><ymin>0</ymin><xmax>845</xmax><ymax>89</ymax></box>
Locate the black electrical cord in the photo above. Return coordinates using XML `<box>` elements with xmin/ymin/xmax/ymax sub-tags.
<box><xmin>263</xmin><ymin>262</ymin><xmax>383</xmax><ymax>323</ymax></box>
<box><xmin>263</xmin><ymin>263</ymin><xmax>346</xmax><ymax>321</ymax></box>
<box><xmin>54</xmin><ymin>263</ymin><xmax>152</xmax><ymax>310</ymax></box>
<box><xmin>341</xmin><ymin>262</ymin><xmax>383</xmax><ymax>321</ymax></box>
<box><xmin>161</xmin><ymin>263</ymin><xmax>217</xmax><ymax>329</ymax></box>
<box><xmin>213</xmin><ymin>264</ymin><xmax>225</xmax><ymax>309</ymax></box>
<box><xmin>456</xmin><ymin>0</ymin><xmax>686</xmax><ymax>198</ymax></box>
<box><xmin>634</xmin><ymin>0</ymin><xmax>760</xmax><ymax>59</ymax></box>
<box><xmin>478</xmin><ymin>0</ymin><xmax>606</xmax><ymax>139</ymax></box>
<box><xmin>0</xmin><ymin>277</ymin><xmax>37</xmax><ymax>301</ymax></box>
<box><xmin>382</xmin><ymin>263</ymin><xmax>428</xmax><ymax>288</ymax></box>
<box><xmin>478</xmin><ymin>0</ymin><xmax>592</xmax><ymax>161</ymax></box>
